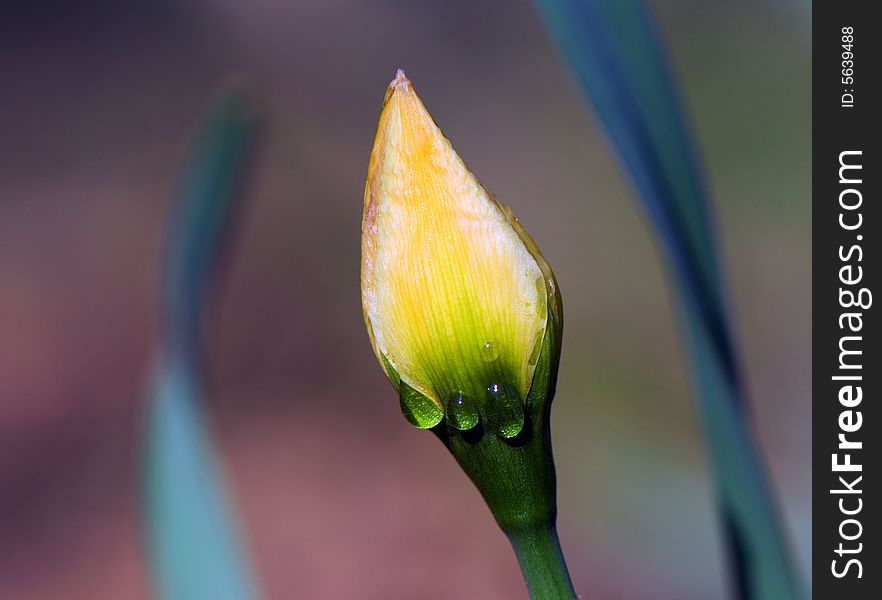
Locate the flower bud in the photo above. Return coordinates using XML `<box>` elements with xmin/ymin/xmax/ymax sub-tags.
<box><xmin>361</xmin><ymin>73</ymin><xmax>575</xmax><ymax>598</ymax></box>
<box><xmin>361</xmin><ymin>70</ymin><xmax>561</xmax><ymax>435</ymax></box>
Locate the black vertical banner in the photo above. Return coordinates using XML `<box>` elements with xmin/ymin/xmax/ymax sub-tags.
<box><xmin>813</xmin><ymin>1</ymin><xmax>880</xmax><ymax>598</ymax></box>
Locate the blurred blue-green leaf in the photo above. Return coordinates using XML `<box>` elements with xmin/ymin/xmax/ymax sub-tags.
<box><xmin>533</xmin><ymin>1</ymin><xmax>804</xmax><ymax>598</ymax></box>
<box><xmin>144</xmin><ymin>94</ymin><xmax>258</xmax><ymax>600</ymax></box>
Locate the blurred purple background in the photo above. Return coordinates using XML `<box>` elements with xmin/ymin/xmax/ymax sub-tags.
<box><xmin>0</xmin><ymin>1</ymin><xmax>809</xmax><ymax>598</ymax></box>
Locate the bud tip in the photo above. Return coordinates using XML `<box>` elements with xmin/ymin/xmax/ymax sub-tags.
<box><xmin>391</xmin><ymin>68</ymin><xmax>410</xmax><ymax>90</ymax></box>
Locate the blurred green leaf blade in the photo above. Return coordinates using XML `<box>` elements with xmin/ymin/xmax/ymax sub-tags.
<box><xmin>145</xmin><ymin>94</ymin><xmax>258</xmax><ymax>600</ymax></box>
<box><xmin>533</xmin><ymin>1</ymin><xmax>804</xmax><ymax>598</ymax></box>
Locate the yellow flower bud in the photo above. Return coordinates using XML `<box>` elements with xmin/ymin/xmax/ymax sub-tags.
<box><xmin>361</xmin><ymin>70</ymin><xmax>561</xmax><ymax>434</ymax></box>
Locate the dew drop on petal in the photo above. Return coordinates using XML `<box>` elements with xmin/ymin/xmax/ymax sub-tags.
<box><xmin>484</xmin><ymin>383</ymin><xmax>524</xmax><ymax>438</ymax></box>
<box><xmin>481</xmin><ymin>341</ymin><xmax>499</xmax><ymax>362</ymax></box>
<box><xmin>399</xmin><ymin>383</ymin><xmax>443</xmax><ymax>429</ymax></box>
<box><xmin>445</xmin><ymin>391</ymin><xmax>480</xmax><ymax>430</ymax></box>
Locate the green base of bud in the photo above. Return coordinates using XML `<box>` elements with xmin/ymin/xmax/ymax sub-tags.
<box><xmin>397</xmin><ymin>275</ymin><xmax>570</xmax><ymax>598</ymax></box>
<box><xmin>434</xmin><ymin>402</ymin><xmax>556</xmax><ymax>534</ymax></box>
<box><xmin>433</xmin><ymin>391</ymin><xmax>577</xmax><ymax>599</ymax></box>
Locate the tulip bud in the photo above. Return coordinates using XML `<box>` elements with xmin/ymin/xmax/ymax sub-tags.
<box><xmin>361</xmin><ymin>69</ymin><xmax>562</xmax><ymax>435</ymax></box>
<box><xmin>361</xmin><ymin>71</ymin><xmax>574</xmax><ymax>599</ymax></box>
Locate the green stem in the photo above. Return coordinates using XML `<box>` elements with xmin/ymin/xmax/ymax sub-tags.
<box><xmin>507</xmin><ymin>524</ymin><xmax>577</xmax><ymax>600</ymax></box>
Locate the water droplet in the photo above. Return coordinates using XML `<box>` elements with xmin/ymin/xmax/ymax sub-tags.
<box><xmin>480</xmin><ymin>341</ymin><xmax>499</xmax><ymax>362</ymax></box>
<box><xmin>380</xmin><ymin>353</ymin><xmax>401</xmax><ymax>386</ymax></box>
<box><xmin>484</xmin><ymin>383</ymin><xmax>524</xmax><ymax>438</ymax></box>
<box><xmin>399</xmin><ymin>383</ymin><xmax>443</xmax><ymax>429</ymax></box>
<box><xmin>445</xmin><ymin>391</ymin><xmax>480</xmax><ymax>430</ymax></box>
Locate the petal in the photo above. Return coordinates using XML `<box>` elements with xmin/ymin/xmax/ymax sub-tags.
<box><xmin>362</xmin><ymin>71</ymin><xmax>548</xmax><ymax>407</ymax></box>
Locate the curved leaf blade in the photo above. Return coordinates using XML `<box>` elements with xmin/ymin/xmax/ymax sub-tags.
<box><xmin>533</xmin><ymin>1</ymin><xmax>804</xmax><ymax>598</ymax></box>
<box><xmin>144</xmin><ymin>94</ymin><xmax>259</xmax><ymax>600</ymax></box>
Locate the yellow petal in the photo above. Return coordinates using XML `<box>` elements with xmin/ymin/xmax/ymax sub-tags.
<box><xmin>362</xmin><ymin>70</ymin><xmax>554</xmax><ymax>410</ymax></box>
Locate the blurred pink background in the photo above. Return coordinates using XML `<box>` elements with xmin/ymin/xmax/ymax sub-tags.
<box><xmin>0</xmin><ymin>1</ymin><xmax>809</xmax><ymax>598</ymax></box>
